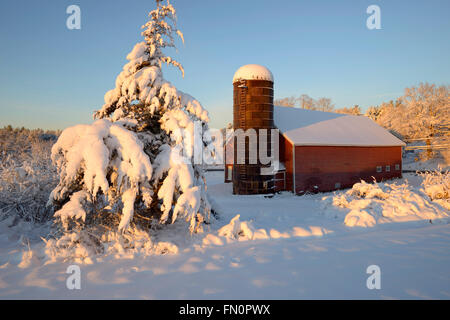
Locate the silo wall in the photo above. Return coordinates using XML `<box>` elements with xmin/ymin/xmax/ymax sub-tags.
<box><xmin>232</xmin><ymin>79</ymin><xmax>275</xmax><ymax>194</ymax></box>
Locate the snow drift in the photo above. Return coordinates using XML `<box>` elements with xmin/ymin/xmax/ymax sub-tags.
<box><xmin>330</xmin><ymin>177</ymin><xmax>449</xmax><ymax>227</ymax></box>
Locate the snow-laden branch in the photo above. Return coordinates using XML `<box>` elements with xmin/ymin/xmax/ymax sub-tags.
<box><xmin>50</xmin><ymin>119</ymin><xmax>153</xmax><ymax>231</ymax></box>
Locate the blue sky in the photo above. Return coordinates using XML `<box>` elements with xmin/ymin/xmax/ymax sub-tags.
<box><xmin>0</xmin><ymin>0</ymin><xmax>449</xmax><ymax>130</ymax></box>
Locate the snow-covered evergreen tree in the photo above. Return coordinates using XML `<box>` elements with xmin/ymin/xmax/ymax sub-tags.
<box><xmin>49</xmin><ymin>0</ymin><xmax>214</xmax><ymax>234</ymax></box>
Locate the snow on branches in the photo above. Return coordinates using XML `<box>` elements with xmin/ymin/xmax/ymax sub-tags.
<box><xmin>365</xmin><ymin>83</ymin><xmax>449</xmax><ymax>140</ymax></box>
<box><xmin>49</xmin><ymin>0</ymin><xmax>214</xmax><ymax>235</ymax></box>
<box><xmin>50</xmin><ymin>119</ymin><xmax>153</xmax><ymax>231</ymax></box>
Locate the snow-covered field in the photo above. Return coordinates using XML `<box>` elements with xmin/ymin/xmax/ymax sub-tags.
<box><xmin>0</xmin><ymin>170</ymin><xmax>449</xmax><ymax>299</ymax></box>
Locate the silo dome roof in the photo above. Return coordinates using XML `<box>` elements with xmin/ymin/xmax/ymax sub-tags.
<box><xmin>232</xmin><ymin>64</ymin><xmax>273</xmax><ymax>83</ymax></box>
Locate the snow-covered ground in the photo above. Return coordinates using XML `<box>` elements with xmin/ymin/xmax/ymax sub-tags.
<box><xmin>0</xmin><ymin>171</ymin><xmax>449</xmax><ymax>299</ymax></box>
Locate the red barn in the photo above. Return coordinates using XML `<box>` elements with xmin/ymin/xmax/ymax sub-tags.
<box><xmin>225</xmin><ymin>64</ymin><xmax>405</xmax><ymax>195</ymax></box>
<box><xmin>225</xmin><ymin>106</ymin><xmax>405</xmax><ymax>194</ymax></box>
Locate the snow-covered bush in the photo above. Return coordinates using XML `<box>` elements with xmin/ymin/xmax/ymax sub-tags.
<box><xmin>212</xmin><ymin>214</ymin><xmax>270</xmax><ymax>243</ymax></box>
<box><xmin>0</xmin><ymin>128</ymin><xmax>58</xmax><ymax>223</ymax></box>
<box><xmin>419</xmin><ymin>170</ymin><xmax>449</xmax><ymax>210</ymax></box>
<box><xmin>420</xmin><ymin>170</ymin><xmax>449</xmax><ymax>200</ymax></box>
<box><xmin>329</xmin><ymin>178</ymin><xmax>449</xmax><ymax>228</ymax></box>
<box><xmin>217</xmin><ymin>214</ymin><xmax>256</xmax><ymax>241</ymax></box>
<box><xmin>48</xmin><ymin>0</ymin><xmax>214</xmax><ymax>243</ymax></box>
<box><xmin>346</xmin><ymin>180</ymin><xmax>388</xmax><ymax>199</ymax></box>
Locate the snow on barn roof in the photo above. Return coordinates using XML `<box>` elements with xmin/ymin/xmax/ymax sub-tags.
<box><xmin>233</xmin><ymin>64</ymin><xmax>274</xmax><ymax>83</ymax></box>
<box><xmin>274</xmin><ymin>106</ymin><xmax>406</xmax><ymax>147</ymax></box>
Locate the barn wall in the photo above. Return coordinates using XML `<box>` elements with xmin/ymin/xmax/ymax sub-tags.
<box><xmin>293</xmin><ymin>146</ymin><xmax>402</xmax><ymax>194</ymax></box>
<box><xmin>280</xmin><ymin>135</ymin><xmax>294</xmax><ymax>192</ymax></box>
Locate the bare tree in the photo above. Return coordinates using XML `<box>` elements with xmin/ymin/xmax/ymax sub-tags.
<box><xmin>274</xmin><ymin>96</ymin><xmax>296</xmax><ymax>107</ymax></box>
<box><xmin>275</xmin><ymin>94</ymin><xmax>338</xmax><ymax>113</ymax></box>
<box><xmin>298</xmin><ymin>94</ymin><xmax>315</xmax><ymax>110</ymax></box>
<box><xmin>315</xmin><ymin>97</ymin><xmax>334</xmax><ymax>112</ymax></box>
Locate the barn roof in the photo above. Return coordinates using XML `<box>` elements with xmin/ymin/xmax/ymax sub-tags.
<box><xmin>274</xmin><ymin>106</ymin><xmax>406</xmax><ymax>147</ymax></box>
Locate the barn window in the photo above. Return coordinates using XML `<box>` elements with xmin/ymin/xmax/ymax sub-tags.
<box><xmin>335</xmin><ymin>182</ymin><xmax>341</xmax><ymax>189</ymax></box>
<box><xmin>376</xmin><ymin>166</ymin><xmax>382</xmax><ymax>173</ymax></box>
<box><xmin>386</xmin><ymin>165</ymin><xmax>390</xmax><ymax>172</ymax></box>
<box><xmin>395</xmin><ymin>164</ymin><xmax>400</xmax><ymax>170</ymax></box>
<box><xmin>228</xmin><ymin>166</ymin><xmax>233</xmax><ymax>180</ymax></box>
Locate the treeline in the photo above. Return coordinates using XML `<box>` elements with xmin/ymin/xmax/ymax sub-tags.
<box><xmin>274</xmin><ymin>94</ymin><xmax>361</xmax><ymax>115</ymax></box>
<box><xmin>0</xmin><ymin>125</ymin><xmax>60</xmax><ymax>158</ymax></box>
<box><xmin>365</xmin><ymin>83</ymin><xmax>449</xmax><ymax>141</ymax></box>
<box><xmin>367</xmin><ymin>83</ymin><xmax>449</xmax><ymax>161</ymax></box>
